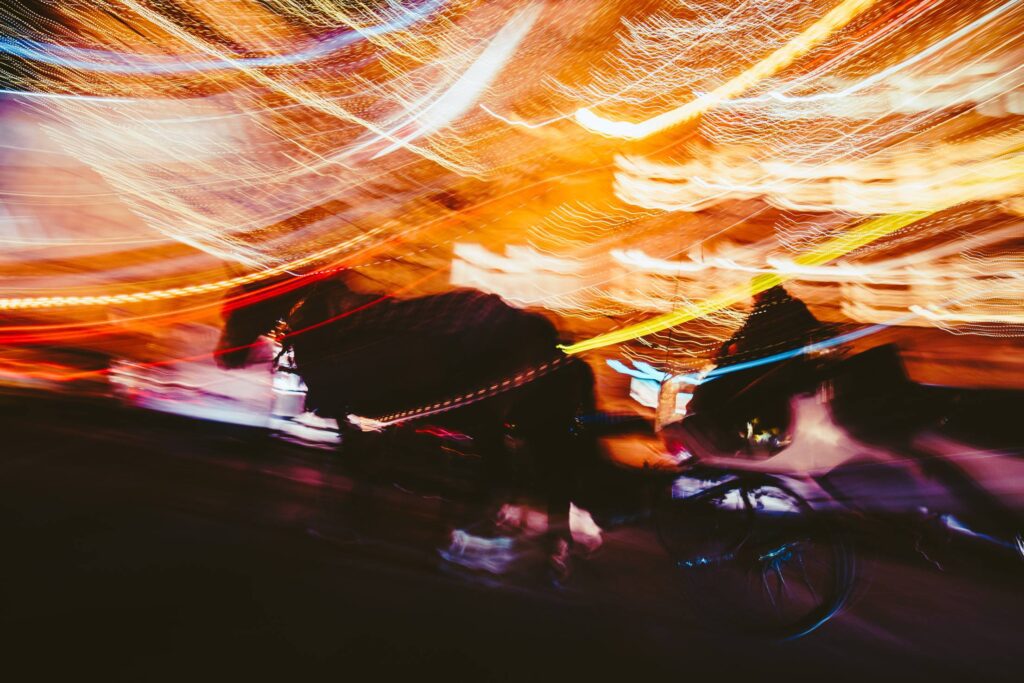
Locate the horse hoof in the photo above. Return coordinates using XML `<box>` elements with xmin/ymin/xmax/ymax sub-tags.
<box><xmin>438</xmin><ymin>528</ymin><xmax>519</xmax><ymax>575</ymax></box>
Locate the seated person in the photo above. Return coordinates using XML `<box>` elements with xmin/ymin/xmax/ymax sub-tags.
<box><xmin>688</xmin><ymin>285</ymin><xmax>830</xmax><ymax>451</ymax></box>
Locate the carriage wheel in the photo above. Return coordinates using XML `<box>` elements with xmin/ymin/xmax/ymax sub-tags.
<box><xmin>656</xmin><ymin>477</ymin><xmax>855</xmax><ymax>639</ymax></box>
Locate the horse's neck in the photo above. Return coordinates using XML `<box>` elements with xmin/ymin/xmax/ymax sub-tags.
<box><xmin>290</xmin><ymin>281</ymin><xmax>372</xmax><ymax>329</ymax></box>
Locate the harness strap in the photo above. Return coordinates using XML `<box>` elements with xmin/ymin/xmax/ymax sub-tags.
<box><xmin>349</xmin><ymin>356</ymin><xmax>572</xmax><ymax>430</ymax></box>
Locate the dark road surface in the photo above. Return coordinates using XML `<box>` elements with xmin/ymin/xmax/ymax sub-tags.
<box><xmin>1</xmin><ymin>392</ymin><xmax>1021</xmax><ymax>681</ymax></box>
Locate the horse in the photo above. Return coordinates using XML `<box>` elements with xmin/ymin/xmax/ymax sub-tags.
<box><xmin>215</xmin><ymin>273</ymin><xmax>598</xmax><ymax>552</ymax></box>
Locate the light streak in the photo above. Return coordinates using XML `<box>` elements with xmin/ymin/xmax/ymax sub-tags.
<box><xmin>574</xmin><ymin>0</ymin><xmax>879</xmax><ymax>139</ymax></box>
<box><xmin>478</xmin><ymin>104</ymin><xmax>572</xmax><ymax>129</ymax></box>
<box><xmin>730</xmin><ymin>0</ymin><xmax>1024</xmax><ymax>106</ymax></box>
<box><xmin>0</xmin><ymin>1</ymin><xmax>557</xmax><ymax>274</ymax></box>
<box><xmin>367</xmin><ymin>4</ymin><xmax>541</xmax><ymax>158</ymax></box>
<box><xmin>559</xmin><ymin>209</ymin><xmax>934</xmax><ymax>354</ymax></box>
<box><xmin>606</xmin><ymin>358</ymin><xmax>671</xmax><ymax>382</ymax></box>
<box><xmin>0</xmin><ymin>0</ymin><xmax>448</xmax><ymax>74</ymax></box>
<box><xmin>613</xmin><ymin>121</ymin><xmax>1024</xmax><ymax>214</ymax></box>
<box><xmin>910</xmin><ymin>304</ymin><xmax>1024</xmax><ymax>325</ymax></box>
<box><xmin>1</xmin><ymin>1</ymin><xmax>1022</xmax><ymax>377</ymax></box>
<box><xmin>0</xmin><ymin>89</ymin><xmax>133</xmax><ymax>104</ymax></box>
<box><xmin>608</xmin><ymin>313</ymin><xmax>913</xmax><ymax>386</ymax></box>
<box><xmin>0</xmin><ymin>222</ymin><xmax>392</xmax><ymax>311</ymax></box>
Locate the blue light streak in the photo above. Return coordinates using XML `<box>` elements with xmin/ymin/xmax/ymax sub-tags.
<box><xmin>608</xmin><ymin>311</ymin><xmax>920</xmax><ymax>387</ymax></box>
<box><xmin>0</xmin><ymin>0</ymin><xmax>446</xmax><ymax>75</ymax></box>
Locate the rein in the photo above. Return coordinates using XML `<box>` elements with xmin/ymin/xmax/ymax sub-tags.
<box><xmin>348</xmin><ymin>355</ymin><xmax>574</xmax><ymax>431</ymax></box>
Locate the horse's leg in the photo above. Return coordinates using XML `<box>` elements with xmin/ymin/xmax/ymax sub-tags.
<box><xmin>436</xmin><ymin>407</ymin><xmax>512</xmax><ymax>533</ymax></box>
<box><xmin>512</xmin><ymin>420</ymin><xmax>574</xmax><ymax>564</ymax></box>
<box><xmin>540</xmin><ymin>430</ymin><xmax>576</xmax><ymax>538</ymax></box>
<box><xmin>476</xmin><ymin>410</ymin><xmax>516</xmax><ymax>508</ymax></box>
<box><xmin>335</xmin><ymin>414</ymin><xmax>380</xmax><ymax>540</ymax></box>
<box><xmin>521</xmin><ymin>361</ymin><xmax>597</xmax><ymax>581</ymax></box>
<box><xmin>508</xmin><ymin>417</ymin><xmax>577</xmax><ymax>586</ymax></box>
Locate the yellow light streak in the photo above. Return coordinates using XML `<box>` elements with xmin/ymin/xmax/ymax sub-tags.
<box><xmin>574</xmin><ymin>0</ymin><xmax>879</xmax><ymax>139</ymax></box>
<box><xmin>0</xmin><ymin>224</ymin><xmax>388</xmax><ymax>311</ymax></box>
<box><xmin>559</xmin><ymin>208</ymin><xmax>933</xmax><ymax>354</ymax></box>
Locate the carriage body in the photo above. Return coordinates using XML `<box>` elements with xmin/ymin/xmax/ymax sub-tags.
<box><xmin>658</xmin><ymin>344</ymin><xmax>1024</xmax><ymax>519</ymax></box>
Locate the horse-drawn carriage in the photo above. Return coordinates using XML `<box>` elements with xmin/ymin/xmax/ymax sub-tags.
<box><xmin>215</xmin><ymin>275</ymin><xmax>1023</xmax><ymax>638</ymax></box>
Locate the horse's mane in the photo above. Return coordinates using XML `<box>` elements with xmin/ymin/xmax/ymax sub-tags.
<box><xmin>302</xmin><ymin>285</ymin><xmax>536</xmax><ymax>334</ymax></box>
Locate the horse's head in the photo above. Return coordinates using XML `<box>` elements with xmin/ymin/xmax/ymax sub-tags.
<box><xmin>216</xmin><ymin>276</ymin><xmax>309</xmax><ymax>369</ymax></box>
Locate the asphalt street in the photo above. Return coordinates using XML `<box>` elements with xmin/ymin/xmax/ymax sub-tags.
<box><xmin>1</xmin><ymin>392</ymin><xmax>1021</xmax><ymax>681</ymax></box>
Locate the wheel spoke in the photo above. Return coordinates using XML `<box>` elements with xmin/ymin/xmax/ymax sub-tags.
<box><xmin>795</xmin><ymin>546</ymin><xmax>819</xmax><ymax>602</ymax></box>
<box><xmin>761</xmin><ymin>565</ymin><xmax>778</xmax><ymax>610</ymax></box>
<box><xmin>773</xmin><ymin>563</ymin><xmax>789</xmax><ymax>603</ymax></box>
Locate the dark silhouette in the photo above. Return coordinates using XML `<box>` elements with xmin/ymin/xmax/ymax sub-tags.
<box><xmin>216</xmin><ymin>273</ymin><xmax>597</xmax><ymax>550</ymax></box>
<box><xmin>716</xmin><ymin>284</ymin><xmax>825</xmax><ymax>367</ymax></box>
<box><xmin>689</xmin><ymin>285</ymin><xmax>830</xmax><ymax>438</ymax></box>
